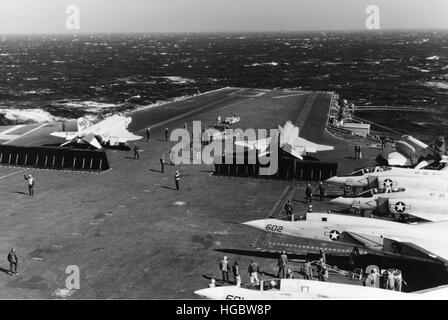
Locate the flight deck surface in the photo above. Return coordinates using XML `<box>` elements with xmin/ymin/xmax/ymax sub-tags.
<box><xmin>0</xmin><ymin>87</ymin><xmax>386</xmax><ymax>298</ymax></box>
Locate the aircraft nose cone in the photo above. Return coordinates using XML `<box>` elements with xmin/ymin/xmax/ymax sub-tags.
<box><xmin>330</xmin><ymin>197</ymin><xmax>353</xmax><ymax>208</ymax></box>
<box><xmin>326</xmin><ymin>176</ymin><xmax>346</xmax><ymax>185</ymax></box>
<box><xmin>194</xmin><ymin>287</ymin><xmax>225</xmax><ymax>300</ymax></box>
<box><xmin>242</xmin><ymin>219</ymin><xmax>268</xmax><ymax>231</ymax></box>
<box><xmin>194</xmin><ymin>288</ymin><xmax>213</xmax><ymax>299</ymax></box>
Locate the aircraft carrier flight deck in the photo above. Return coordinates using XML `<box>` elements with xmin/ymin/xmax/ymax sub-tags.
<box><xmin>0</xmin><ymin>87</ymin><xmax>441</xmax><ymax>298</ymax></box>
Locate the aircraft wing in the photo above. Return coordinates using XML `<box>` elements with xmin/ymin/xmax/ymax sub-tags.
<box><xmin>402</xmin><ymin>212</ymin><xmax>448</xmax><ymax>222</ymax></box>
<box><xmin>292</xmin><ymin>137</ymin><xmax>334</xmax><ymax>153</ymax></box>
<box><xmin>109</xmin><ymin>132</ymin><xmax>143</xmax><ymax>142</ymax></box>
<box><xmin>234</xmin><ymin>137</ymin><xmax>271</xmax><ymax>152</ymax></box>
<box><xmin>50</xmin><ymin>131</ymin><xmax>78</xmax><ymax>140</ymax></box>
<box><xmin>382</xmin><ymin>236</ymin><xmax>448</xmax><ymax>265</ymax></box>
<box><xmin>345</xmin><ymin>224</ymin><xmax>448</xmax><ymax>265</ymax></box>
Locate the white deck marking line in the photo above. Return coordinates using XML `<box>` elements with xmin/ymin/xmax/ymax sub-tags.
<box><xmin>3</xmin><ymin>123</ymin><xmax>48</xmax><ymax>145</ymax></box>
<box><xmin>0</xmin><ymin>125</ymin><xmax>25</xmax><ymax>135</ymax></box>
<box><xmin>0</xmin><ymin>168</ymin><xmax>28</xmax><ymax>179</ymax></box>
<box><xmin>272</xmin><ymin>94</ymin><xmax>305</xmax><ymax>99</ymax></box>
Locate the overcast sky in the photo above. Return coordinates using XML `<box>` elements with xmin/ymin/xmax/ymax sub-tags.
<box><xmin>0</xmin><ymin>0</ymin><xmax>447</xmax><ymax>33</ymax></box>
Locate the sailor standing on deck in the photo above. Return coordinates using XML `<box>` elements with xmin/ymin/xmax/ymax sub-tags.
<box><xmin>277</xmin><ymin>251</ymin><xmax>288</xmax><ymax>279</ymax></box>
<box><xmin>160</xmin><ymin>155</ymin><xmax>165</xmax><ymax>173</ymax></box>
<box><xmin>146</xmin><ymin>127</ymin><xmax>151</xmax><ymax>141</ymax></box>
<box><xmin>7</xmin><ymin>248</ymin><xmax>19</xmax><ymax>275</ymax></box>
<box><xmin>219</xmin><ymin>256</ymin><xmax>230</xmax><ymax>283</ymax></box>
<box><xmin>133</xmin><ymin>143</ymin><xmax>140</xmax><ymax>159</ymax></box>
<box><xmin>164</xmin><ymin>128</ymin><xmax>169</xmax><ymax>141</ymax></box>
<box><xmin>174</xmin><ymin>170</ymin><xmax>181</xmax><ymax>190</ymax></box>
<box><xmin>24</xmin><ymin>174</ymin><xmax>35</xmax><ymax>196</ymax></box>
<box><xmin>301</xmin><ymin>260</ymin><xmax>312</xmax><ymax>280</ymax></box>
<box><xmin>232</xmin><ymin>261</ymin><xmax>241</xmax><ymax>287</ymax></box>
<box><xmin>319</xmin><ymin>249</ymin><xmax>326</xmax><ymax>264</ymax></box>
<box><xmin>248</xmin><ymin>259</ymin><xmax>260</xmax><ymax>284</ymax></box>
<box><xmin>305</xmin><ymin>184</ymin><xmax>313</xmax><ymax>203</ymax></box>
<box><xmin>284</xmin><ymin>199</ymin><xmax>294</xmax><ymax>217</ymax></box>
<box><xmin>318</xmin><ymin>182</ymin><xmax>326</xmax><ymax>201</ymax></box>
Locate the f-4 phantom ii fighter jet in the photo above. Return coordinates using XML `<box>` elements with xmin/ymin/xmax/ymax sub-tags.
<box><xmin>51</xmin><ymin>115</ymin><xmax>142</xmax><ymax>149</ymax></box>
<box><xmin>243</xmin><ymin>213</ymin><xmax>448</xmax><ymax>267</ymax></box>
<box><xmin>234</xmin><ymin>121</ymin><xmax>333</xmax><ymax>159</ymax></box>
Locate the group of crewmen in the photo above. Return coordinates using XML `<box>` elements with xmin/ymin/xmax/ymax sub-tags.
<box><xmin>211</xmin><ymin>250</ymin><xmax>330</xmax><ymax>288</ymax></box>
<box><xmin>214</xmin><ymin>255</ymin><xmax>263</xmax><ymax>288</ymax></box>
<box><xmin>282</xmin><ymin>181</ymin><xmax>328</xmax><ymax>219</ymax></box>
<box><xmin>132</xmin><ymin>126</ymin><xmax>182</xmax><ymax>191</ymax></box>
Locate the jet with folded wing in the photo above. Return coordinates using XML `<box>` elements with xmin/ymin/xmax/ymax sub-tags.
<box><xmin>326</xmin><ymin>164</ymin><xmax>448</xmax><ymax>187</ymax></box>
<box><xmin>380</xmin><ymin>135</ymin><xmax>446</xmax><ymax>167</ymax></box>
<box><xmin>331</xmin><ymin>194</ymin><xmax>448</xmax><ymax>222</ymax></box>
<box><xmin>50</xmin><ymin>115</ymin><xmax>142</xmax><ymax>149</ymax></box>
<box><xmin>243</xmin><ymin>213</ymin><xmax>448</xmax><ymax>267</ymax></box>
<box><xmin>234</xmin><ymin>121</ymin><xmax>333</xmax><ymax>159</ymax></box>
<box><xmin>195</xmin><ymin>278</ymin><xmax>448</xmax><ymax>300</ymax></box>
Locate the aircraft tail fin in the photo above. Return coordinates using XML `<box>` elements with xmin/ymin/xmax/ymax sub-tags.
<box><xmin>77</xmin><ymin>117</ymin><xmax>94</xmax><ymax>132</ymax></box>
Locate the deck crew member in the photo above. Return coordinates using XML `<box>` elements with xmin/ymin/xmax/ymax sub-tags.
<box><xmin>248</xmin><ymin>259</ymin><xmax>260</xmax><ymax>283</ymax></box>
<box><xmin>365</xmin><ymin>269</ymin><xmax>377</xmax><ymax>287</ymax></box>
<box><xmin>160</xmin><ymin>155</ymin><xmax>165</xmax><ymax>173</ymax></box>
<box><xmin>184</xmin><ymin>122</ymin><xmax>188</xmax><ymax>130</ymax></box>
<box><xmin>133</xmin><ymin>143</ymin><xmax>140</xmax><ymax>159</ymax></box>
<box><xmin>146</xmin><ymin>127</ymin><xmax>151</xmax><ymax>141</ymax></box>
<box><xmin>305</xmin><ymin>184</ymin><xmax>313</xmax><ymax>203</ymax></box>
<box><xmin>165</xmin><ymin>127</ymin><xmax>169</xmax><ymax>141</ymax></box>
<box><xmin>208</xmin><ymin>279</ymin><xmax>216</xmax><ymax>288</ymax></box>
<box><xmin>317</xmin><ymin>259</ymin><xmax>328</xmax><ymax>282</ymax></box>
<box><xmin>174</xmin><ymin>170</ymin><xmax>181</xmax><ymax>190</ymax></box>
<box><xmin>307</xmin><ymin>205</ymin><xmax>313</xmax><ymax>213</ymax></box>
<box><xmin>318</xmin><ymin>182</ymin><xmax>326</xmax><ymax>201</ymax></box>
<box><xmin>62</xmin><ymin>121</ymin><xmax>66</xmax><ymax>132</ymax></box>
<box><xmin>7</xmin><ymin>248</ymin><xmax>19</xmax><ymax>275</ymax></box>
<box><xmin>354</xmin><ymin>145</ymin><xmax>359</xmax><ymax>159</ymax></box>
<box><xmin>24</xmin><ymin>174</ymin><xmax>35</xmax><ymax>196</ymax></box>
<box><xmin>219</xmin><ymin>256</ymin><xmax>230</xmax><ymax>283</ymax></box>
<box><xmin>232</xmin><ymin>260</ymin><xmax>241</xmax><ymax>287</ymax></box>
<box><xmin>380</xmin><ymin>136</ymin><xmax>386</xmax><ymax>149</ymax></box>
<box><xmin>284</xmin><ymin>199</ymin><xmax>294</xmax><ymax>217</ymax></box>
<box><xmin>319</xmin><ymin>249</ymin><xmax>326</xmax><ymax>264</ymax></box>
<box><xmin>386</xmin><ymin>270</ymin><xmax>395</xmax><ymax>290</ymax></box>
<box><xmin>301</xmin><ymin>260</ymin><xmax>312</xmax><ymax>280</ymax></box>
<box><xmin>277</xmin><ymin>251</ymin><xmax>288</xmax><ymax>279</ymax></box>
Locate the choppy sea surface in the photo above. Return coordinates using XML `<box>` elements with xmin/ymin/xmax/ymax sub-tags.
<box><xmin>1</xmin><ymin>31</ymin><xmax>448</xmax><ymax>139</ymax></box>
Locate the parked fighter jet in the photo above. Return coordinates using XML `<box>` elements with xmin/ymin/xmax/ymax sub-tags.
<box><xmin>326</xmin><ymin>164</ymin><xmax>448</xmax><ymax>188</ymax></box>
<box><xmin>234</xmin><ymin>121</ymin><xmax>333</xmax><ymax>159</ymax></box>
<box><xmin>380</xmin><ymin>135</ymin><xmax>445</xmax><ymax>167</ymax></box>
<box><xmin>331</xmin><ymin>189</ymin><xmax>448</xmax><ymax>221</ymax></box>
<box><xmin>243</xmin><ymin>213</ymin><xmax>448</xmax><ymax>266</ymax></box>
<box><xmin>50</xmin><ymin>115</ymin><xmax>142</xmax><ymax>149</ymax></box>
<box><xmin>195</xmin><ymin>278</ymin><xmax>448</xmax><ymax>300</ymax></box>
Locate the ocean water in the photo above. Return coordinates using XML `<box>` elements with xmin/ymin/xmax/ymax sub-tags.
<box><xmin>1</xmin><ymin>31</ymin><xmax>448</xmax><ymax>140</ymax></box>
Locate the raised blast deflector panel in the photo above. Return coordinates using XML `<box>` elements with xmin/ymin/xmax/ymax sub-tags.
<box><xmin>0</xmin><ymin>144</ymin><xmax>110</xmax><ymax>171</ymax></box>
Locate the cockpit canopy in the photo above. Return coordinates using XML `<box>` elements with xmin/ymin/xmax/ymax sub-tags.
<box><xmin>349</xmin><ymin>166</ymin><xmax>392</xmax><ymax>176</ymax></box>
